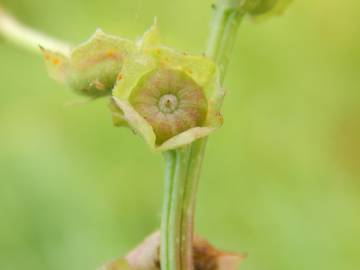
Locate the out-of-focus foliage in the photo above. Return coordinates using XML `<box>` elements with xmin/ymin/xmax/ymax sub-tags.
<box><xmin>0</xmin><ymin>1</ymin><xmax>359</xmax><ymax>270</ymax></box>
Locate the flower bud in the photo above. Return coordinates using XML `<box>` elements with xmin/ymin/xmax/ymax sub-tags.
<box><xmin>42</xmin><ymin>30</ymin><xmax>135</xmax><ymax>97</ymax></box>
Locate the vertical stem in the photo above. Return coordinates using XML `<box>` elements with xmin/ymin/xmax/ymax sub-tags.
<box><xmin>161</xmin><ymin>151</ymin><xmax>177</xmax><ymax>270</ymax></box>
<box><xmin>161</xmin><ymin>148</ymin><xmax>192</xmax><ymax>270</ymax></box>
<box><xmin>160</xmin><ymin>1</ymin><xmax>245</xmax><ymax>270</ymax></box>
<box><xmin>206</xmin><ymin>0</ymin><xmax>245</xmax><ymax>82</ymax></box>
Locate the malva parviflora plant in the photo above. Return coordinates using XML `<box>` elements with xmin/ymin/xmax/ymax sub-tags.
<box><xmin>0</xmin><ymin>1</ymin><xmax>291</xmax><ymax>270</ymax></box>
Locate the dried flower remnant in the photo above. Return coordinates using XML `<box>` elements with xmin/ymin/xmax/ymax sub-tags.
<box><xmin>99</xmin><ymin>232</ymin><xmax>244</xmax><ymax>270</ymax></box>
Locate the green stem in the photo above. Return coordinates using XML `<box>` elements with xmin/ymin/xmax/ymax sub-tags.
<box><xmin>0</xmin><ymin>7</ymin><xmax>70</xmax><ymax>55</ymax></box>
<box><xmin>160</xmin><ymin>1</ymin><xmax>245</xmax><ymax>270</ymax></box>
<box><xmin>207</xmin><ymin>0</ymin><xmax>245</xmax><ymax>82</ymax></box>
<box><xmin>161</xmin><ymin>148</ymin><xmax>192</xmax><ymax>270</ymax></box>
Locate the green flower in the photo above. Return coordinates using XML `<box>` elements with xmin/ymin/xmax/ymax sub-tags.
<box><xmin>42</xmin><ymin>30</ymin><xmax>135</xmax><ymax>97</ymax></box>
<box><xmin>111</xmin><ymin>22</ymin><xmax>224</xmax><ymax>151</ymax></box>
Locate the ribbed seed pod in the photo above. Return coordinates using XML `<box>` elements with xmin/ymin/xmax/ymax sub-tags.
<box><xmin>130</xmin><ymin>68</ymin><xmax>208</xmax><ymax>144</ymax></box>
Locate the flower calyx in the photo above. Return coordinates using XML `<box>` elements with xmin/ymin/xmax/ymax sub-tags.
<box><xmin>111</xmin><ymin>22</ymin><xmax>224</xmax><ymax>151</ymax></box>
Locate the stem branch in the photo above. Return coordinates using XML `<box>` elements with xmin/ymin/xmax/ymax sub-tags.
<box><xmin>0</xmin><ymin>8</ymin><xmax>70</xmax><ymax>55</ymax></box>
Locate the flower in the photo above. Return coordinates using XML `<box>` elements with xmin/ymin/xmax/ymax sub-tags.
<box><xmin>110</xmin><ymin>21</ymin><xmax>224</xmax><ymax>151</ymax></box>
<box><xmin>42</xmin><ymin>21</ymin><xmax>223</xmax><ymax>151</ymax></box>
<box><xmin>98</xmin><ymin>231</ymin><xmax>245</xmax><ymax>270</ymax></box>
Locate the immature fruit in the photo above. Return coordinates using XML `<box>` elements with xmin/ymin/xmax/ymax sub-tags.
<box><xmin>130</xmin><ymin>68</ymin><xmax>208</xmax><ymax>144</ymax></box>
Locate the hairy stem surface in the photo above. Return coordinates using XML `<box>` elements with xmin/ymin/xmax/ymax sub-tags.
<box><xmin>160</xmin><ymin>1</ymin><xmax>245</xmax><ymax>270</ymax></box>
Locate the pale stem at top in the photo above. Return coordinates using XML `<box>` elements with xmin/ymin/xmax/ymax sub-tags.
<box><xmin>0</xmin><ymin>8</ymin><xmax>71</xmax><ymax>55</ymax></box>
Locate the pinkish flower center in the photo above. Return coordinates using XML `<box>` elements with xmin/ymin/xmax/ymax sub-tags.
<box><xmin>158</xmin><ymin>94</ymin><xmax>179</xmax><ymax>113</ymax></box>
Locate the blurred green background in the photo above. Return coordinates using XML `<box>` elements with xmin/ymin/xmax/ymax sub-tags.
<box><xmin>1</xmin><ymin>0</ymin><xmax>360</xmax><ymax>270</ymax></box>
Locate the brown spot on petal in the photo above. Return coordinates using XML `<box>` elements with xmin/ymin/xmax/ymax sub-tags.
<box><xmin>92</xmin><ymin>79</ymin><xmax>106</xmax><ymax>90</ymax></box>
<box><xmin>52</xmin><ymin>58</ymin><xmax>60</xmax><ymax>65</ymax></box>
<box><xmin>117</xmin><ymin>74</ymin><xmax>124</xmax><ymax>81</ymax></box>
<box><xmin>106</xmin><ymin>50</ymin><xmax>116</xmax><ymax>57</ymax></box>
<box><xmin>186</xmin><ymin>69</ymin><xmax>193</xmax><ymax>75</ymax></box>
<box><xmin>44</xmin><ymin>53</ymin><xmax>50</xmax><ymax>60</ymax></box>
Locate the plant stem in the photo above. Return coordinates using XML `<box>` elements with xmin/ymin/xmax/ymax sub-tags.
<box><xmin>1</xmin><ymin>4</ymin><xmax>245</xmax><ymax>270</ymax></box>
<box><xmin>207</xmin><ymin>0</ymin><xmax>246</xmax><ymax>82</ymax></box>
<box><xmin>161</xmin><ymin>148</ymin><xmax>191</xmax><ymax>270</ymax></box>
<box><xmin>0</xmin><ymin>8</ymin><xmax>70</xmax><ymax>55</ymax></box>
<box><xmin>160</xmin><ymin>1</ymin><xmax>245</xmax><ymax>270</ymax></box>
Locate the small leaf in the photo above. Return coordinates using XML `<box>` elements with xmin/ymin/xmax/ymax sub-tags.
<box><xmin>247</xmin><ymin>0</ymin><xmax>292</xmax><ymax>19</ymax></box>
